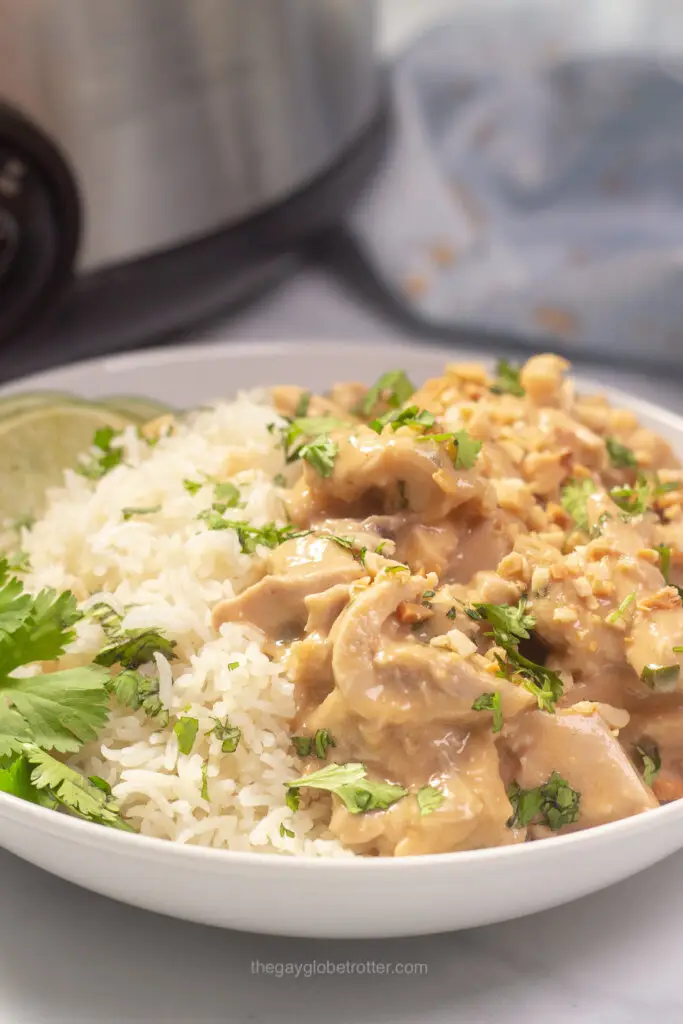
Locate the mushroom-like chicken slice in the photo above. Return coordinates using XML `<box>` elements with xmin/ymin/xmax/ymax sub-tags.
<box><xmin>329</xmin><ymin>731</ymin><xmax>521</xmax><ymax>856</ymax></box>
<box><xmin>330</xmin><ymin>572</ymin><xmax>534</xmax><ymax>726</ymax></box>
<box><xmin>287</xmin><ymin>428</ymin><xmax>494</xmax><ymax>527</ymax></box>
<box><xmin>504</xmin><ymin>705</ymin><xmax>658</xmax><ymax>835</ymax></box>
<box><xmin>211</xmin><ymin>534</ymin><xmax>363</xmax><ymax>640</ymax></box>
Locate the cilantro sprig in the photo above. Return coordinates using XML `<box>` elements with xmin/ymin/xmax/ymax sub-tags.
<box><xmin>635</xmin><ymin>743</ymin><xmax>661</xmax><ymax>787</ymax></box>
<box><xmin>416</xmin><ymin>428</ymin><xmax>482</xmax><ymax>470</ymax></box>
<box><xmin>369</xmin><ymin>405</ymin><xmax>435</xmax><ymax>434</ymax></box>
<box><xmin>285</xmin><ymin>762</ymin><xmax>407</xmax><ymax>814</ymax></box>
<box><xmin>76</xmin><ymin>427</ymin><xmax>125</xmax><ymax>480</ymax></box>
<box><xmin>471</xmin><ymin>691</ymin><xmax>503</xmax><ymax>732</ymax></box>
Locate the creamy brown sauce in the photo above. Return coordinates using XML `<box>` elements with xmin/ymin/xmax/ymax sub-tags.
<box><xmin>212</xmin><ymin>354</ymin><xmax>683</xmax><ymax>856</ymax></box>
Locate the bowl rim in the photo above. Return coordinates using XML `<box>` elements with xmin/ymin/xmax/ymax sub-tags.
<box><xmin>2</xmin><ymin>336</ymin><xmax>683</xmax><ymax>872</ymax></box>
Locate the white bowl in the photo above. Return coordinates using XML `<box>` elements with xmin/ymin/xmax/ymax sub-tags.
<box><xmin>1</xmin><ymin>338</ymin><xmax>683</xmax><ymax>939</ymax></box>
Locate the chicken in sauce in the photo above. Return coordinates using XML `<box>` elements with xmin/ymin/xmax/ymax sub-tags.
<box><xmin>213</xmin><ymin>355</ymin><xmax>683</xmax><ymax>856</ymax></box>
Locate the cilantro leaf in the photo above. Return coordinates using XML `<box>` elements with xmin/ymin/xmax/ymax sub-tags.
<box><xmin>658</xmin><ymin>544</ymin><xmax>672</xmax><ymax>583</ymax></box>
<box><xmin>292</xmin><ymin>730</ymin><xmax>334</xmax><ymax>759</ymax></box>
<box><xmin>121</xmin><ymin>504</ymin><xmax>161</xmax><ymax>521</ymax></box>
<box><xmin>183</xmin><ymin>478</ymin><xmax>203</xmax><ymax>495</ymax></box>
<box><xmin>471</xmin><ymin>691</ymin><xmax>503</xmax><ymax>732</ymax></box>
<box><xmin>211</xmin><ymin>717</ymin><xmax>241</xmax><ymax>753</ymax></box>
<box><xmin>292</xmin><ymin>736</ymin><xmax>312</xmax><ymax>757</ymax></box>
<box><xmin>280</xmin><ymin>416</ymin><xmax>349</xmax><ymax>463</ymax></box>
<box><xmin>0</xmin><ymin>666</ymin><xmax>111</xmax><ymax>756</ymax></box>
<box><xmin>279</xmin><ymin>822</ymin><xmax>295</xmax><ymax>839</ymax></box>
<box><xmin>501</xmin><ymin>647</ymin><xmax>565</xmax><ymax>712</ymax></box>
<box><xmin>507</xmin><ymin>772</ymin><xmax>580</xmax><ymax>831</ymax></box>
<box><xmin>95</xmin><ymin>627</ymin><xmax>176</xmax><ymax>671</ymax></box>
<box><xmin>286</xmin><ymin>762</ymin><xmax>408</xmax><ymax>814</ymax></box>
<box><xmin>561</xmin><ymin>478</ymin><xmax>596</xmax><ymax>532</ymax></box>
<box><xmin>108</xmin><ymin>669</ymin><xmax>168</xmax><ymax>724</ymax></box>
<box><xmin>490</xmin><ymin>360</ymin><xmax>525</xmax><ymax>397</ymax></box>
<box><xmin>610</xmin><ymin>473</ymin><xmax>652</xmax><ymax>518</ymax></box>
<box><xmin>0</xmin><ymin>585</ymin><xmax>82</xmax><ymax>679</ymax></box>
<box><xmin>198</xmin><ymin>517</ymin><xmax>309</xmax><ymax>553</ymax></box>
<box><xmin>201</xmin><ymin>761</ymin><xmax>209</xmax><ymax>801</ymax></box>
<box><xmin>360</xmin><ymin>370</ymin><xmax>415</xmax><ymax>416</ymax></box>
<box><xmin>295</xmin><ymin>392</ymin><xmax>312</xmax><ymax>417</ymax></box>
<box><xmin>299</xmin><ymin>435</ymin><xmax>339</xmax><ymax>478</ymax></box>
<box><xmin>0</xmin><ymin>752</ymin><xmax>54</xmax><ymax>807</ymax></box>
<box><xmin>77</xmin><ymin>426</ymin><xmax>125</xmax><ymax>480</ymax></box>
<box><xmin>214</xmin><ymin>481</ymin><xmax>241</xmax><ymax>506</ymax></box>
<box><xmin>417</xmin><ymin>429</ymin><xmax>482</xmax><ymax>469</ymax></box>
<box><xmin>468</xmin><ymin>597</ymin><xmax>535</xmax><ymax>647</ymax></box>
<box><xmin>24</xmin><ymin>744</ymin><xmax>134</xmax><ymax>831</ymax></box>
<box><xmin>635</xmin><ymin>743</ymin><xmax>661</xmax><ymax>787</ymax></box>
<box><xmin>416</xmin><ymin>785</ymin><xmax>445</xmax><ymax>816</ymax></box>
<box><xmin>174</xmin><ymin>716</ymin><xmax>198</xmax><ymax>756</ymax></box>
<box><xmin>605</xmin><ymin>437</ymin><xmax>637</xmax><ymax>469</ymax></box>
<box><xmin>369</xmin><ymin>405</ymin><xmax>435</xmax><ymax>434</ymax></box>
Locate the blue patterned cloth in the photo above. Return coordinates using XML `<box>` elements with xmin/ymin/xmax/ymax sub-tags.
<box><xmin>348</xmin><ymin>0</ymin><xmax>683</xmax><ymax>370</ymax></box>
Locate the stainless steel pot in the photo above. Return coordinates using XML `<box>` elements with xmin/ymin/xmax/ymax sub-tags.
<box><xmin>0</xmin><ymin>0</ymin><xmax>381</xmax><ymax>344</ymax></box>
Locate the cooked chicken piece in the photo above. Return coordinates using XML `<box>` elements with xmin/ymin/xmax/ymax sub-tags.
<box><xmin>212</xmin><ymin>535</ymin><xmax>363</xmax><ymax>640</ymax></box>
<box><xmin>504</xmin><ymin>706</ymin><xmax>658</xmax><ymax>835</ymax></box>
<box><xmin>287</xmin><ymin>427</ymin><xmax>495</xmax><ymax>527</ymax></box>
<box><xmin>329</xmin><ymin>731</ymin><xmax>521</xmax><ymax>856</ymax></box>
<box><xmin>330</xmin><ymin>572</ymin><xmax>534</xmax><ymax>725</ymax></box>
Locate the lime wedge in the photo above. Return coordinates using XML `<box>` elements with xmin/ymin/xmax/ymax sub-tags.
<box><xmin>102</xmin><ymin>396</ymin><xmax>173</xmax><ymax>422</ymax></box>
<box><xmin>0</xmin><ymin>402</ymin><xmax>136</xmax><ymax>523</ymax></box>
<box><xmin>0</xmin><ymin>391</ymin><xmax>77</xmax><ymax>420</ymax></box>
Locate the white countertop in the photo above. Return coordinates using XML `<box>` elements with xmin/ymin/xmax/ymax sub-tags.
<box><xmin>3</xmin><ymin>3</ymin><xmax>683</xmax><ymax>1022</ymax></box>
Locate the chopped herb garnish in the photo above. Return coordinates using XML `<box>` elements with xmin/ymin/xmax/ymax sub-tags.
<box><xmin>635</xmin><ymin>743</ymin><xmax>661</xmax><ymax>787</ymax></box>
<box><xmin>292</xmin><ymin>736</ymin><xmax>312</xmax><ymax>757</ymax></box>
<box><xmin>280</xmin><ymin>416</ymin><xmax>348</xmax><ymax>463</ymax></box>
<box><xmin>490</xmin><ymin>360</ymin><xmax>525</xmax><ymax>397</ymax></box>
<box><xmin>416</xmin><ymin>428</ymin><xmax>482</xmax><ymax>469</ymax></box>
<box><xmin>88</xmin><ymin>775</ymin><xmax>111</xmax><ymax>795</ymax></box>
<box><xmin>198</xmin><ymin>516</ymin><xmax>308</xmax><ymax>552</ymax></box>
<box><xmin>446</xmin><ymin>606</ymin><xmax>457</xmax><ymax>620</ymax></box>
<box><xmin>273</xmin><ymin>473</ymin><xmax>287</xmax><ymax>487</ymax></box>
<box><xmin>76</xmin><ymin>426</ymin><xmax>125</xmax><ymax>480</ymax></box>
<box><xmin>471</xmin><ymin>691</ymin><xmax>503</xmax><ymax>732</ymax></box>
<box><xmin>507</xmin><ymin>772</ymin><xmax>580</xmax><ymax>831</ymax></box>
<box><xmin>384</xmin><ymin>563</ymin><xmax>410</xmax><ymax>575</ymax></box>
<box><xmin>121</xmin><ymin>504</ymin><xmax>161</xmax><ymax>521</ymax></box>
<box><xmin>673</xmin><ymin>646</ymin><xmax>683</xmax><ymax>653</ymax></box>
<box><xmin>467</xmin><ymin>597</ymin><xmax>535</xmax><ymax>647</ymax></box>
<box><xmin>227</xmin><ymin>661</ymin><xmax>239</xmax><ymax>671</ymax></box>
<box><xmin>292</xmin><ymin>730</ymin><xmax>335</xmax><ymax>759</ymax></box>
<box><xmin>641</xmin><ymin>664</ymin><xmax>680</xmax><ymax>691</ymax></box>
<box><xmin>360</xmin><ymin>370</ymin><xmax>415</xmax><ymax>416</ymax></box>
<box><xmin>285</xmin><ymin>762</ymin><xmax>408</xmax><ymax>815</ymax></box>
<box><xmin>422</xmin><ymin>589</ymin><xmax>436</xmax><ymax>608</ymax></box>
<box><xmin>299</xmin><ymin>435</ymin><xmax>339</xmax><ymax>478</ymax></box>
<box><xmin>173</xmin><ymin>717</ymin><xmax>198</xmax><ymax>756</ymax></box>
<box><xmin>658</xmin><ymin>544</ymin><xmax>672</xmax><ymax>583</ymax></box>
<box><xmin>606</xmin><ymin>591</ymin><xmax>636</xmax><ymax>624</ymax></box>
<box><xmin>94</xmin><ymin>620</ymin><xmax>176</xmax><ymax>670</ymax></box>
<box><xmin>369</xmin><ymin>405</ymin><xmax>435</xmax><ymax>434</ymax></box>
<box><xmin>501</xmin><ymin>647</ymin><xmax>565</xmax><ymax>713</ymax></box>
<box><xmin>314</xmin><ymin>729</ymin><xmax>335</xmax><ymax>759</ymax></box>
<box><xmin>560</xmin><ymin>477</ymin><xmax>596</xmax><ymax>532</ymax></box>
<box><xmin>279</xmin><ymin>822</ymin><xmax>295</xmax><ymax>839</ymax></box>
<box><xmin>285</xmin><ymin>788</ymin><xmax>300</xmax><ymax>812</ymax></box>
<box><xmin>183</xmin><ymin>478</ymin><xmax>203</xmax><ymax>495</ymax></box>
<box><xmin>606</xmin><ymin>436</ymin><xmax>638</xmax><ymax>469</ymax></box>
<box><xmin>610</xmin><ymin>475</ymin><xmax>651</xmax><ymax>518</ymax></box>
<box><xmin>211</xmin><ymin>717</ymin><xmax>241</xmax><ymax>753</ymax></box>
<box><xmin>108</xmin><ymin>668</ymin><xmax>168</xmax><ymax>724</ymax></box>
<box><xmin>376</xmin><ymin>540</ymin><xmax>389</xmax><ymax>556</ymax></box>
<box><xmin>590</xmin><ymin>511</ymin><xmax>611</xmax><ymax>539</ymax></box>
<box><xmin>416</xmin><ymin>785</ymin><xmax>445</xmax><ymax>816</ymax></box>
<box><xmin>201</xmin><ymin>761</ymin><xmax>209</xmax><ymax>800</ymax></box>
<box><xmin>294</xmin><ymin>392</ymin><xmax>312</xmax><ymax>417</ymax></box>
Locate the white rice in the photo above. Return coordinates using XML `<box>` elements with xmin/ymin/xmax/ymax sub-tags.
<box><xmin>20</xmin><ymin>391</ymin><xmax>350</xmax><ymax>857</ymax></box>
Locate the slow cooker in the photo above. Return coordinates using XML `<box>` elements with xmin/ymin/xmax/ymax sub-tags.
<box><xmin>0</xmin><ymin>0</ymin><xmax>386</xmax><ymax>368</ymax></box>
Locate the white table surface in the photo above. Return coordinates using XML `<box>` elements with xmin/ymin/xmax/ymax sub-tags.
<box><xmin>4</xmin><ymin>3</ymin><xmax>683</xmax><ymax>1022</ymax></box>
